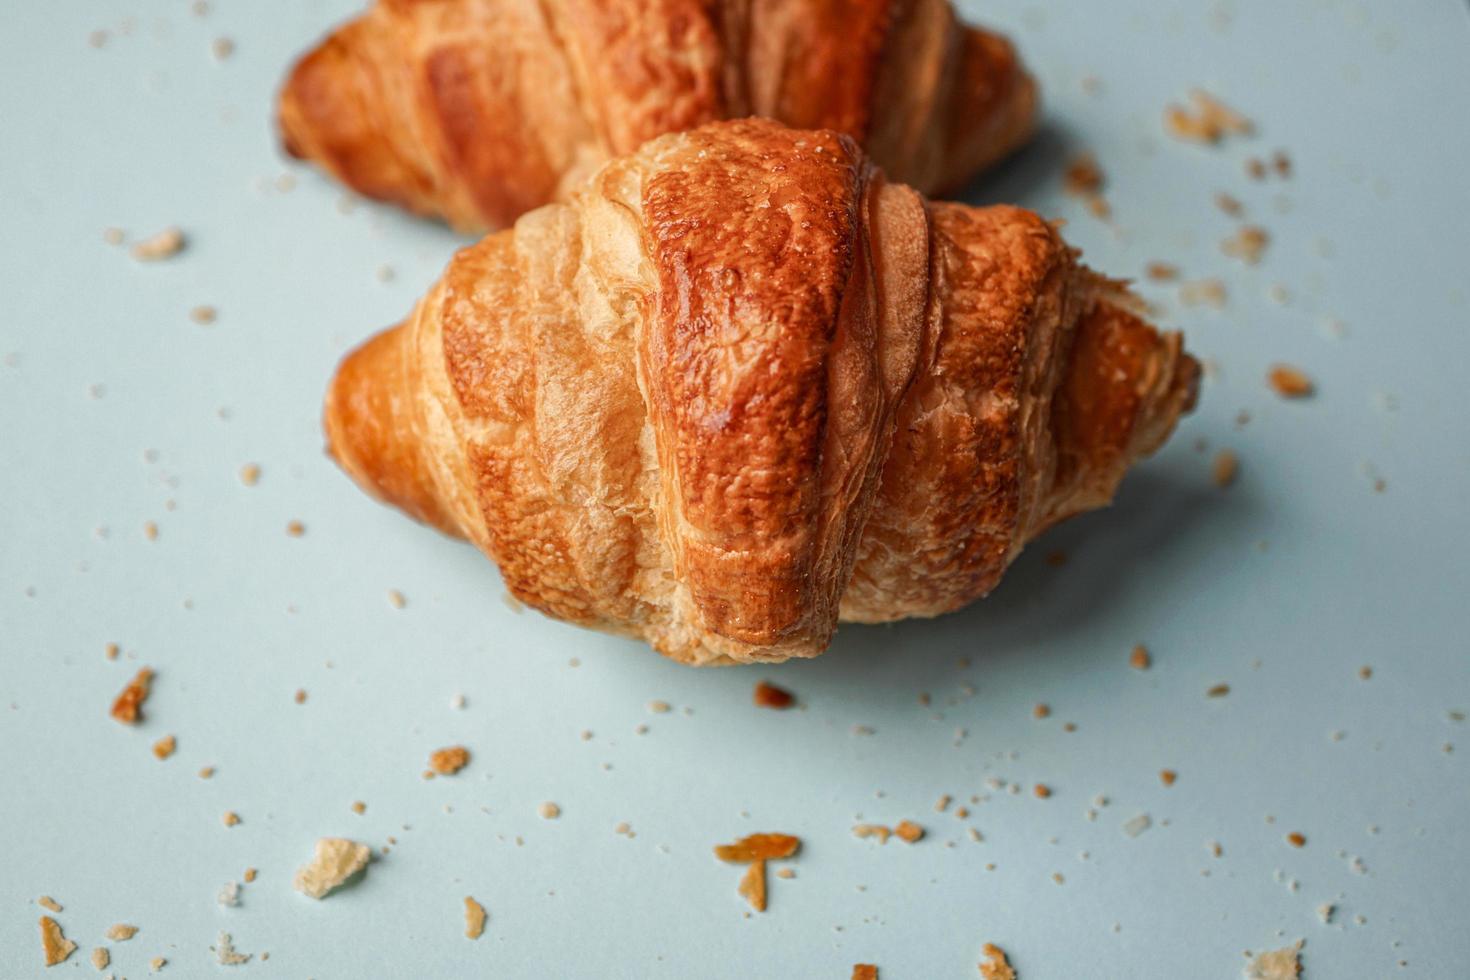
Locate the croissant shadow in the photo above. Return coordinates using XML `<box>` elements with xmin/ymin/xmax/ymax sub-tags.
<box><xmin>950</xmin><ymin>118</ymin><xmax>1077</xmax><ymax>210</ymax></box>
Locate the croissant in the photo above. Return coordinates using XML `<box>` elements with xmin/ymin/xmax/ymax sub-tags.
<box><xmin>324</xmin><ymin>120</ymin><xmax>1199</xmax><ymax>665</ymax></box>
<box><xmin>278</xmin><ymin>0</ymin><xmax>1037</xmax><ymax>232</ymax></box>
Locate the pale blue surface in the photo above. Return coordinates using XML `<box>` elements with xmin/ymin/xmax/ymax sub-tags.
<box><xmin>2</xmin><ymin>2</ymin><xmax>1468</xmax><ymax>977</ymax></box>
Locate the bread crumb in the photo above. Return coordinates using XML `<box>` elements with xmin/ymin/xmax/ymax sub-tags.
<box><xmin>190</xmin><ymin>305</ymin><xmax>217</xmax><ymax>325</ymax></box>
<box><xmin>294</xmin><ymin>688</ymin><xmax>308</xmax><ymax>705</ymax></box>
<box><xmin>39</xmin><ymin>916</ymin><xmax>76</xmax><ymax>966</ymax></box>
<box><xmin>979</xmin><ymin>942</ymin><xmax>1016</xmax><ymax>980</ymax></box>
<box><xmin>1180</xmin><ymin>278</ymin><xmax>1228</xmax><ymax>309</ymax></box>
<box><xmin>935</xmin><ymin>794</ymin><xmax>952</xmax><ymax>812</ymax></box>
<box><xmin>238</xmin><ymin>463</ymin><xmax>260</xmax><ymax>486</ymax></box>
<box><xmin>1267</xmin><ymin>365</ymin><xmax>1314</xmax><ymax>399</ymax></box>
<box><xmin>293</xmin><ymin>838</ymin><xmax>371</xmax><ymax>899</ymax></box>
<box><xmin>853</xmin><ymin>966</ymin><xmax>878</xmax><ymax>980</ymax></box>
<box><xmin>1244</xmin><ymin>940</ymin><xmax>1303</xmax><ymax>979</ymax></box>
<box><xmin>222</xmin><ymin>811</ymin><xmax>241</xmax><ymax>827</ymax></box>
<box><xmin>104</xmin><ymin>642</ymin><xmax>120</xmax><ymax>660</ymax></box>
<box><xmin>285</xmin><ymin>519</ymin><xmax>306</xmax><ymax>537</ymax></box>
<box><xmin>753</xmin><ymin>680</ymin><xmax>795</xmax><ymax>709</ymax></box>
<box><xmin>198</xmin><ymin>766</ymin><xmax>215</xmax><ymax>779</ymax></box>
<box><xmin>152</xmin><ymin>734</ymin><xmax>176</xmax><ymax>759</ymax></box>
<box><xmin>1160</xmin><ymin>769</ymin><xmax>1178</xmax><ymax>787</ymax></box>
<box><xmin>151</xmin><ymin>956</ymin><xmax>167</xmax><ymax>971</ymax></box>
<box><xmin>213</xmin><ymin>931</ymin><xmax>251</xmax><ymax>966</ymax></box>
<box><xmin>243</xmin><ymin>867</ymin><xmax>257</xmax><ymax>882</ymax></box>
<box><xmin>37</xmin><ymin>896</ymin><xmax>62</xmax><ymax>913</ymax></box>
<box><xmin>1215</xmin><ymin>192</ymin><xmax>1245</xmax><ymax>217</ymax></box>
<box><xmin>852</xmin><ymin>824</ymin><xmax>892</xmax><ymax>844</ymax></box>
<box><xmin>714</xmin><ymin>833</ymin><xmax>800</xmax><ymax>862</ymax></box>
<box><xmin>211</xmin><ymin>36</ymin><xmax>235</xmax><ymax>59</ymax></box>
<box><xmin>429</xmin><ymin>745</ymin><xmax>470</xmax><ymax>775</ymax></box>
<box><xmin>1033</xmin><ymin>784</ymin><xmax>1052</xmax><ymax>799</ymax></box>
<box><xmin>1207</xmin><ymin>683</ymin><xmax>1231</xmax><ymax>698</ymax></box>
<box><xmin>1063</xmin><ymin>153</ymin><xmax>1109</xmax><ymax>218</ymax></box>
<box><xmin>1213</xmin><ymin>450</ymin><xmax>1239</xmax><ymax>487</ymax></box>
<box><xmin>1286</xmin><ymin>832</ymin><xmax>1306</xmax><ymax>848</ymax></box>
<box><xmin>1122</xmin><ymin>813</ymin><xmax>1152</xmax><ymax>838</ymax></box>
<box><xmin>1222</xmin><ymin>226</ymin><xmax>1271</xmax><ymax>264</ymax></box>
<box><xmin>648</xmin><ymin>700</ymin><xmax>671</xmax><ymax>714</ymax></box>
<box><xmin>218</xmin><ymin>882</ymin><xmax>240</xmax><ymax>907</ymax></box>
<box><xmin>775</xmin><ymin>867</ymin><xmax>795</xmax><ymax>879</ymax></box>
<box><xmin>91</xmin><ymin>946</ymin><xmax>110</xmax><ymax>970</ymax></box>
<box><xmin>130</xmin><ymin>227</ymin><xmax>185</xmax><ymax>261</ymax></box>
<box><xmin>1317</xmin><ymin>903</ymin><xmax>1335</xmax><ymax>924</ymax></box>
<box><xmin>102</xmin><ymin>227</ymin><xmax>125</xmax><ymax>246</ymax></box>
<box><xmin>894</xmin><ymin>820</ymin><xmax>924</xmax><ymax>843</ymax></box>
<box><xmin>538</xmin><ymin>801</ymin><xmax>561</xmax><ymax>819</ymax></box>
<box><xmin>111</xmin><ymin>667</ymin><xmax>154</xmax><ymax>724</ymax></box>
<box><xmin>143</xmin><ymin>520</ymin><xmax>159</xmax><ymax>540</ymax></box>
<box><xmin>1032</xmin><ymin>703</ymin><xmax>1050</xmax><ymax>719</ymax></box>
<box><xmin>351</xmin><ymin>801</ymin><xmax>366</xmax><ymax>815</ymax></box>
<box><xmin>1359</xmin><ymin>665</ymin><xmax>1373</xmax><ymax>680</ymax></box>
<box><xmin>1145</xmin><ymin>262</ymin><xmax>1179</xmax><ymax>282</ymax></box>
<box><xmin>1165</xmin><ymin>89</ymin><xmax>1253</xmax><ymax>143</ymax></box>
<box><xmin>464</xmin><ymin>897</ymin><xmax>487</xmax><ymax>939</ymax></box>
<box><xmin>738</xmin><ymin>859</ymin><xmax>768</xmax><ymax>911</ymax></box>
<box><xmin>387</xmin><ymin>589</ymin><xmax>406</xmax><ymax>609</ymax></box>
<box><xmin>1130</xmin><ymin>645</ymin><xmax>1152</xmax><ymax>670</ymax></box>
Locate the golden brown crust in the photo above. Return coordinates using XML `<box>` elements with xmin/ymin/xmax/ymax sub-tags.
<box><xmin>279</xmin><ymin>0</ymin><xmax>1037</xmax><ymax>231</ymax></box>
<box><xmin>324</xmin><ymin>120</ymin><xmax>1198</xmax><ymax>665</ymax></box>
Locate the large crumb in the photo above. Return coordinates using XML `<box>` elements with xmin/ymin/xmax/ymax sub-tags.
<box><xmin>293</xmin><ymin>838</ymin><xmax>371</xmax><ymax>899</ymax></box>
<box><xmin>753</xmin><ymin>680</ymin><xmax>795</xmax><ymax>709</ymax></box>
<box><xmin>1165</xmin><ymin>89</ymin><xmax>1253</xmax><ymax>144</ymax></box>
<box><xmin>110</xmin><ymin>667</ymin><xmax>154</xmax><ymax>724</ymax></box>
<box><xmin>713</xmin><ymin>833</ymin><xmax>800</xmax><ymax>863</ymax></box>
<box><xmin>151</xmin><ymin>956</ymin><xmax>167</xmax><ymax>971</ymax></box>
<box><xmin>464</xmin><ymin>897</ymin><xmax>487</xmax><ymax>939</ymax></box>
<box><xmin>214</xmin><ymin>931</ymin><xmax>251</xmax><ymax>966</ymax></box>
<box><xmin>152</xmin><ymin>734</ymin><xmax>177</xmax><ymax>759</ymax></box>
<box><xmin>894</xmin><ymin>820</ymin><xmax>925</xmax><ymax>843</ymax></box>
<box><xmin>222</xmin><ymin>810</ymin><xmax>241</xmax><ymax>827</ymax></box>
<box><xmin>979</xmin><ymin>942</ymin><xmax>1017</xmax><ymax>980</ymax></box>
<box><xmin>429</xmin><ymin>746</ymin><xmax>470</xmax><ymax>775</ymax></box>
<box><xmin>39</xmin><ymin>916</ymin><xmax>77</xmax><ymax>966</ymax></box>
<box><xmin>1244</xmin><ymin>940</ymin><xmax>1303</xmax><ymax>979</ymax></box>
<box><xmin>1286</xmin><ymin>832</ymin><xmax>1306</xmax><ymax>848</ymax></box>
<box><xmin>1267</xmin><ymin>365</ymin><xmax>1315</xmax><ymax>399</ymax></box>
<box><xmin>738</xmin><ymin>859</ymin><xmax>768</xmax><ymax>911</ymax></box>
<box><xmin>853</xmin><ymin>967</ymin><xmax>879</xmax><ymax>980</ymax></box>
<box><xmin>130</xmin><ymin>227</ymin><xmax>186</xmax><ymax>261</ymax></box>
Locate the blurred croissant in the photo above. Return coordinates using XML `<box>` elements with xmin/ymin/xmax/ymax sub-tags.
<box><xmin>279</xmin><ymin>0</ymin><xmax>1037</xmax><ymax>231</ymax></box>
<box><xmin>324</xmin><ymin>120</ymin><xmax>1199</xmax><ymax>665</ymax></box>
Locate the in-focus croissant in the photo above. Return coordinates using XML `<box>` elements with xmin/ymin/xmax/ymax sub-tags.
<box><xmin>279</xmin><ymin>0</ymin><xmax>1038</xmax><ymax>232</ymax></box>
<box><xmin>325</xmin><ymin>120</ymin><xmax>1199</xmax><ymax>665</ymax></box>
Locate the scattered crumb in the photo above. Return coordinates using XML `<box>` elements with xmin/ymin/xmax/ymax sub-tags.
<box><xmin>1359</xmin><ymin>666</ymin><xmax>1373</xmax><ymax>680</ymax></box>
<box><xmin>1213</xmin><ymin>450</ymin><xmax>1239</xmax><ymax>487</ymax></box>
<box><xmin>130</xmin><ymin>227</ymin><xmax>185</xmax><ymax>261</ymax></box>
<box><xmin>222</xmin><ymin>811</ymin><xmax>241</xmax><ymax>827</ymax></box>
<box><xmin>1243</xmin><ymin>940</ymin><xmax>1303</xmax><ymax>980</ymax></box>
<box><xmin>102</xmin><ymin>227</ymin><xmax>125</xmax><ymax>246</ymax></box>
<box><xmin>152</xmin><ymin>734</ymin><xmax>177</xmax><ymax>759</ymax></box>
<box><xmin>714</xmin><ymin>833</ymin><xmax>800</xmax><ymax>862</ymax></box>
<box><xmin>979</xmin><ymin>942</ymin><xmax>1017</xmax><ymax>980</ymax></box>
<box><xmin>285</xmin><ymin>519</ymin><xmax>306</xmax><ymax>537</ymax></box>
<box><xmin>1216</xmin><ymin>192</ymin><xmax>1245</xmax><ymax>217</ymax></box>
<box><xmin>429</xmin><ymin>746</ymin><xmax>470</xmax><ymax>775</ymax></box>
<box><xmin>351</xmin><ymin>801</ymin><xmax>366</xmax><ymax>815</ymax></box>
<box><xmin>213</xmin><ymin>931</ymin><xmax>251</xmax><ymax>966</ymax></box>
<box><xmin>190</xmin><ymin>305</ymin><xmax>217</xmax><ymax>325</ymax></box>
<box><xmin>648</xmin><ymin>700</ymin><xmax>671</xmax><ymax>714</ymax></box>
<box><xmin>294</xmin><ymin>688</ymin><xmax>308</xmax><ymax>705</ymax></box>
<box><xmin>894</xmin><ymin>820</ymin><xmax>924</xmax><ymax>843</ymax></box>
<box><xmin>151</xmin><ymin>956</ymin><xmax>167</xmax><ymax>971</ymax></box>
<box><xmin>1032</xmin><ymin>703</ymin><xmax>1051</xmax><ymax>719</ymax></box>
<box><xmin>1247</xmin><ymin>157</ymin><xmax>1269</xmax><ymax>180</ymax></box>
<box><xmin>1130</xmin><ymin>645</ymin><xmax>1152</xmax><ymax>670</ymax></box>
<box><xmin>198</xmin><ymin>766</ymin><xmax>216</xmax><ymax>779</ymax></box>
<box><xmin>1063</xmin><ymin>153</ymin><xmax>1109</xmax><ymax>217</ymax></box>
<box><xmin>1145</xmin><ymin>262</ymin><xmax>1179</xmax><ymax>282</ymax></box>
<box><xmin>935</xmin><ymin>794</ymin><xmax>952</xmax><ymax>812</ymax></box>
<box><xmin>1160</xmin><ymin>769</ymin><xmax>1178</xmax><ymax>787</ymax></box>
<box><xmin>853</xmin><ymin>824</ymin><xmax>892</xmax><ymax>844</ymax></box>
<box><xmin>1033</xmin><ymin>784</ymin><xmax>1052</xmax><ymax>799</ymax></box>
<box><xmin>1165</xmin><ymin>89</ymin><xmax>1253</xmax><ymax>144</ymax></box>
<box><xmin>450</xmin><ymin>693</ymin><xmax>466</xmax><ymax>710</ymax></box>
<box><xmin>39</xmin><ymin>916</ymin><xmax>77</xmax><ymax>966</ymax></box>
<box><xmin>1207</xmin><ymin>683</ymin><xmax>1231</xmax><ymax>698</ymax></box>
<box><xmin>1286</xmin><ymin>832</ymin><xmax>1307</xmax><ymax>848</ymax></box>
<box><xmin>243</xmin><ymin>868</ymin><xmax>257</xmax><ymax>883</ymax></box>
<box><xmin>211</xmin><ymin>36</ymin><xmax>236</xmax><ymax>60</ymax></box>
<box><xmin>293</xmin><ymin>838</ymin><xmax>371</xmax><ymax>899</ymax></box>
<box><xmin>1122</xmin><ymin>813</ymin><xmax>1152</xmax><ymax>838</ymax></box>
<box><xmin>1317</xmin><ymin>903</ymin><xmax>1335</xmax><ymax>924</ymax></box>
<box><xmin>738</xmin><ymin>859</ymin><xmax>767</xmax><ymax>911</ymax></box>
<box><xmin>1222</xmin><ymin>225</ymin><xmax>1271</xmax><ymax>264</ymax></box>
<box><xmin>753</xmin><ymin>680</ymin><xmax>795</xmax><ymax>709</ymax></box>
<box><xmin>105</xmin><ymin>642</ymin><xmax>120</xmax><ymax>660</ymax></box>
<box><xmin>775</xmin><ymin>868</ymin><xmax>795</xmax><ymax>879</ymax></box>
<box><xmin>464</xmin><ymin>897</ymin><xmax>487</xmax><ymax>939</ymax></box>
<box><xmin>110</xmin><ymin>667</ymin><xmax>154</xmax><ymax>724</ymax></box>
<box><xmin>1267</xmin><ymin>365</ymin><xmax>1315</xmax><ymax>399</ymax></box>
<box><xmin>143</xmin><ymin>520</ymin><xmax>159</xmax><ymax>540</ymax></box>
<box><xmin>1180</xmin><ymin>278</ymin><xmax>1228</xmax><ymax>309</ymax></box>
<box><xmin>218</xmin><ymin>881</ymin><xmax>240</xmax><ymax>907</ymax></box>
<box><xmin>91</xmin><ymin>946</ymin><xmax>110</xmax><ymax>971</ymax></box>
<box><xmin>853</xmin><ymin>966</ymin><xmax>878</xmax><ymax>980</ymax></box>
<box><xmin>539</xmin><ymin>802</ymin><xmax>561</xmax><ymax>820</ymax></box>
<box><xmin>38</xmin><ymin>896</ymin><xmax>62</xmax><ymax>913</ymax></box>
<box><xmin>387</xmin><ymin>589</ymin><xmax>406</xmax><ymax>609</ymax></box>
<box><xmin>239</xmin><ymin>463</ymin><xmax>260</xmax><ymax>486</ymax></box>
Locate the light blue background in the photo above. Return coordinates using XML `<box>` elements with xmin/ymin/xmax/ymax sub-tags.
<box><xmin>2</xmin><ymin>1</ymin><xmax>1467</xmax><ymax>976</ymax></box>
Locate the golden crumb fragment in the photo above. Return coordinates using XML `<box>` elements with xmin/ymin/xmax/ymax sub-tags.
<box><xmin>894</xmin><ymin>820</ymin><xmax>924</xmax><ymax>843</ymax></box>
<box><xmin>1160</xmin><ymin>769</ymin><xmax>1178</xmax><ymax>787</ymax></box>
<box><xmin>738</xmin><ymin>859</ymin><xmax>768</xmax><ymax>911</ymax></box>
<box><xmin>1222</xmin><ymin>225</ymin><xmax>1271</xmax><ymax>264</ymax></box>
<box><xmin>1130</xmin><ymin>645</ymin><xmax>1152</xmax><ymax>670</ymax></box>
<box><xmin>143</xmin><ymin>520</ymin><xmax>159</xmax><ymax>540</ymax></box>
<box><xmin>935</xmin><ymin>794</ymin><xmax>952</xmax><ymax>812</ymax></box>
<box><xmin>351</xmin><ymin>801</ymin><xmax>366</xmax><ymax>815</ymax></box>
<box><xmin>979</xmin><ymin>942</ymin><xmax>1016</xmax><ymax>980</ymax></box>
<box><xmin>1213</xmin><ymin>450</ymin><xmax>1240</xmax><ymax>487</ymax></box>
<box><xmin>852</xmin><ymin>824</ymin><xmax>892</xmax><ymax>844</ymax></box>
<box><xmin>111</xmin><ymin>667</ymin><xmax>154</xmax><ymax>724</ymax></box>
<box><xmin>222</xmin><ymin>811</ymin><xmax>241</xmax><ymax>827</ymax></box>
<box><xmin>464</xmin><ymin>897</ymin><xmax>487</xmax><ymax>939</ymax></box>
<box><xmin>648</xmin><ymin>699</ymin><xmax>671</xmax><ymax>714</ymax></box>
<box><xmin>294</xmin><ymin>688</ymin><xmax>308</xmax><ymax>705</ymax></box>
<box><xmin>714</xmin><ymin>833</ymin><xmax>800</xmax><ymax>863</ymax></box>
<box><xmin>1145</xmin><ymin>262</ymin><xmax>1179</xmax><ymax>282</ymax></box>
<box><xmin>38</xmin><ymin>896</ymin><xmax>62</xmax><ymax>913</ymax></box>
<box><xmin>1244</xmin><ymin>940</ymin><xmax>1303</xmax><ymax>980</ymax></box>
<box><xmin>753</xmin><ymin>680</ymin><xmax>795</xmax><ymax>709</ymax></box>
<box><xmin>775</xmin><ymin>868</ymin><xmax>795</xmax><ymax>879</ymax></box>
<box><xmin>387</xmin><ymin>589</ymin><xmax>406</xmax><ymax>609</ymax></box>
<box><xmin>91</xmin><ymin>947</ymin><xmax>110</xmax><ymax>970</ymax></box>
<box><xmin>1165</xmin><ymin>89</ymin><xmax>1253</xmax><ymax>144</ymax></box>
<box><xmin>151</xmin><ymin>956</ymin><xmax>167</xmax><ymax>971</ymax></box>
<box><xmin>238</xmin><ymin>463</ymin><xmax>260</xmax><ymax>486</ymax></box>
<box><xmin>538</xmin><ymin>801</ymin><xmax>561</xmax><ymax>819</ymax></box>
<box><xmin>1033</xmin><ymin>784</ymin><xmax>1052</xmax><ymax>799</ymax></box>
<box><xmin>1180</xmin><ymin>278</ymin><xmax>1228</xmax><ymax>309</ymax></box>
<box><xmin>152</xmin><ymin>734</ymin><xmax>176</xmax><ymax>759</ymax></box>
<box><xmin>1286</xmin><ymin>832</ymin><xmax>1306</xmax><ymax>848</ymax></box>
<box><xmin>1032</xmin><ymin>703</ymin><xmax>1050</xmax><ymax>719</ymax></box>
<box><xmin>105</xmin><ymin>642</ymin><xmax>120</xmax><ymax>660</ymax></box>
<box><xmin>1267</xmin><ymin>365</ymin><xmax>1314</xmax><ymax>399</ymax></box>
<box><xmin>198</xmin><ymin>766</ymin><xmax>215</xmax><ymax>779</ymax></box>
<box><xmin>190</xmin><ymin>305</ymin><xmax>217</xmax><ymax>325</ymax></box>
<box><xmin>40</xmin><ymin>916</ymin><xmax>76</xmax><ymax>966</ymax></box>
<box><xmin>429</xmin><ymin>745</ymin><xmax>470</xmax><ymax>775</ymax></box>
<box><xmin>1207</xmin><ymin>684</ymin><xmax>1231</xmax><ymax>698</ymax></box>
<box><xmin>130</xmin><ymin>227</ymin><xmax>185</xmax><ymax>261</ymax></box>
<box><xmin>853</xmin><ymin>966</ymin><xmax>878</xmax><ymax>980</ymax></box>
<box><xmin>285</xmin><ymin>519</ymin><xmax>306</xmax><ymax>537</ymax></box>
<box><xmin>293</xmin><ymin>838</ymin><xmax>371</xmax><ymax>899</ymax></box>
<box><xmin>244</xmin><ymin>868</ymin><xmax>258</xmax><ymax>882</ymax></box>
<box><xmin>106</xmin><ymin>924</ymin><xmax>138</xmax><ymax>942</ymax></box>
